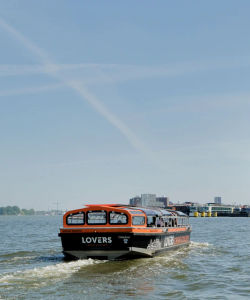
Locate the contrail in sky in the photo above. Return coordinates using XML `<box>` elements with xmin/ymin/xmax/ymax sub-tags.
<box><xmin>0</xmin><ymin>17</ymin><xmax>153</xmax><ymax>158</ymax></box>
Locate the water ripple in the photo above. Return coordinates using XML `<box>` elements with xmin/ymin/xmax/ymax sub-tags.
<box><xmin>0</xmin><ymin>216</ymin><xmax>250</xmax><ymax>299</ymax></box>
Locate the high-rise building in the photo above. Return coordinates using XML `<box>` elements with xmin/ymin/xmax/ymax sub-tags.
<box><xmin>214</xmin><ymin>197</ymin><xmax>222</xmax><ymax>205</ymax></box>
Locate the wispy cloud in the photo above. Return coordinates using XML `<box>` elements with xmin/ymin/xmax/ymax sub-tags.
<box><xmin>158</xmin><ymin>91</ymin><xmax>250</xmax><ymax>114</ymax></box>
<box><xmin>0</xmin><ymin>17</ymin><xmax>154</xmax><ymax>160</ymax></box>
<box><xmin>0</xmin><ymin>83</ymin><xmax>63</xmax><ymax>97</ymax></box>
<box><xmin>0</xmin><ymin>63</ymin><xmax>119</xmax><ymax>77</ymax></box>
<box><xmin>0</xmin><ymin>56</ymin><xmax>249</xmax><ymax>82</ymax></box>
<box><xmin>2</xmin><ymin>58</ymin><xmax>250</xmax><ymax>99</ymax></box>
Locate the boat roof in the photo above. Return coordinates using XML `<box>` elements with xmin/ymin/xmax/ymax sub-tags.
<box><xmin>84</xmin><ymin>204</ymin><xmax>188</xmax><ymax>217</ymax></box>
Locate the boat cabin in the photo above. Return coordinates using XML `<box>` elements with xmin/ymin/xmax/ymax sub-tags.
<box><xmin>62</xmin><ymin>204</ymin><xmax>190</xmax><ymax>229</ymax></box>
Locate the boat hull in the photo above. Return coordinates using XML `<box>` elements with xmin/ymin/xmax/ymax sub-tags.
<box><xmin>59</xmin><ymin>230</ymin><xmax>191</xmax><ymax>260</ymax></box>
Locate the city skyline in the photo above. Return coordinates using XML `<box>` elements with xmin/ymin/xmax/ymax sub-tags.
<box><xmin>1</xmin><ymin>1</ymin><xmax>250</xmax><ymax>210</ymax></box>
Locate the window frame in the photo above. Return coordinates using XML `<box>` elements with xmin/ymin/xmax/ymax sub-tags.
<box><xmin>132</xmin><ymin>216</ymin><xmax>146</xmax><ymax>226</ymax></box>
<box><xmin>109</xmin><ymin>211</ymin><xmax>128</xmax><ymax>225</ymax></box>
<box><xmin>87</xmin><ymin>210</ymin><xmax>107</xmax><ymax>225</ymax></box>
<box><xmin>66</xmin><ymin>211</ymin><xmax>85</xmax><ymax>226</ymax></box>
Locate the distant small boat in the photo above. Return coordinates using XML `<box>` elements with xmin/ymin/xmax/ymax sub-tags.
<box><xmin>59</xmin><ymin>204</ymin><xmax>191</xmax><ymax>260</ymax></box>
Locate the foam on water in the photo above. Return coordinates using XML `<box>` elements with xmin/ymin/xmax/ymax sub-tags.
<box><xmin>0</xmin><ymin>259</ymin><xmax>105</xmax><ymax>288</ymax></box>
<box><xmin>0</xmin><ymin>251</ymin><xmax>34</xmax><ymax>260</ymax></box>
<box><xmin>0</xmin><ymin>255</ymin><xmax>34</xmax><ymax>265</ymax></box>
<box><xmin>189</xmin><ymin>241</ymin><xmax>211</xmax><ymax>248</ymax></box>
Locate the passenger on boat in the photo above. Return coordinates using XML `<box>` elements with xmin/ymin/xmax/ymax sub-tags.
<box><xmin>156</xmin><ymin>217</ymin><xmax>164</xmax><ymax>227</ymax></box>
<box><xmin>147</xmin><ymin>216</ymin><xmax>155</xmax><ymax>227</ymax></box>
<box><xmin>164</xmin><ymin>218</ymin><xmax>170</xmax><ymax>227</ymax></box>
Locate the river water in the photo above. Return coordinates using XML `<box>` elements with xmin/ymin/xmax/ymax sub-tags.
<box><xmin>0</xmin><ymin>216</ymin><xmax>249</xmax><ymax>299</ymax></box>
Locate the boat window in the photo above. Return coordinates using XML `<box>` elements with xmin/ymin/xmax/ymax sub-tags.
<box><xmin>172</xmin><ymin>218</ymin><xmax>177</xmax><ymax>227</ymax></box>
<box><xmin>165</xmin><ymin>218</ymin><xmax>169</xmax><ymax>226</ymax></box>
<box><xmin>167</xmin><ymin>218</ymin><xmax>172</xmax><ymax>227</ymax></box>
<box><xmin>147</xmin><ymin>216</ymin><xmax>155</xmax><ymax>227</ymax></box>
<box><xmin>132</xmin><ymin>216</ymin><xmax>145</xmax><ymax>225</ymax></box>
<box><xmin>109</xmin><ymin>212</ymin><xmax>128</xmax><ymax>224</ymax></box>
<box><xmin>87</xmin><ymin>210</ymin><xmax>107</xmax><ymax>225</ymax></box>
<box><xmin>66</xmin><ymin>212</ymin><xmax>84</xmax><ymax>225</ymax></box>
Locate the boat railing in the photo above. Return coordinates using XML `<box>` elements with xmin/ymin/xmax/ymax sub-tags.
<box><xmin>147</xmin><ymin>215</ymin><xmax>190</xmax><ymax>228</ymax></box>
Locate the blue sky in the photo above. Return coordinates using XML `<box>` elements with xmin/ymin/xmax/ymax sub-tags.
<box><xmin>0</xmin><ymin>1</ymin><xmax>250</xmax><ymax>210</ymax></box>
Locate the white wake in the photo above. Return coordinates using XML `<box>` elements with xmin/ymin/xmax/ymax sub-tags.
<box><xmin>0</xmin><ymin>259</ymin><xmax>104</xmax><ymax>287</ymax></box>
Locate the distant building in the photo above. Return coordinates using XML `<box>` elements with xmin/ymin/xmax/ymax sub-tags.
<box><xmin>214</xmin><ymin>197</ymin><xmax>222</xmax><ymax>205</ymax></box>
<box><xmin>129</xmin><ymin>196</ymin><xmax>141</xmax><ymax>206</ymax></box>
<box><xmin>129</xmin><ymin>194</ymin><xmax>169</xmax><ymax>208</ymax></box>
<box><xmin>190</xmin><ymin>203</ymin><xmax>234</xmax><ymax>215</ymax></box>
<box><xmin>171</xmin><ymin>204</ymin><xmax>190</xmax><ymax>214</ymax></box>
<box><xmin>156</xmin><ymin>196</ymin><xmax>169</xmax><ymax>207</ymax></box>
<box><xmin>141</xmin><ymin>194</ymin><xmax>157</xmax><ymax>207</ymax></box>
<box><xmin>241</xmin><ymin>207</ymin><xmax>250</xmax><ymax>216</ymax></box>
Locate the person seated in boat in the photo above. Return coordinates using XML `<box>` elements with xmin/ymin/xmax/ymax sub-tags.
<box><xmin>164</xmin><ymin>218</ymin><xmax>170</xmax><ymax>227</ymax></box>
<box><xmin>147</xmin><ymin>216</ymin><xmax>155</xmax><ymax>227</ymax></box>
<box><xmin>171</xmin><ymin>218</ymin><xmax>178</xmax><ymax>227</ymax></box>
<box><xmin>156</xmin><ymin>217</ymin><xmax>164</xmax><ymax>227</ymax></box>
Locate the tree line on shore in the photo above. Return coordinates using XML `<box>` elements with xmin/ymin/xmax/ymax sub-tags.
<box><xmin>0</xmin><ymin>206</ymin><xmax>35</xmax><ymax>215</ymax></box>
